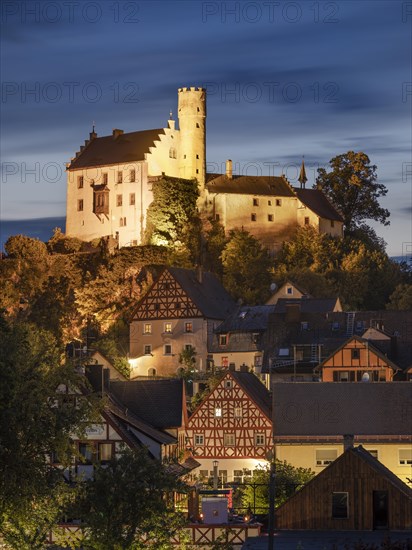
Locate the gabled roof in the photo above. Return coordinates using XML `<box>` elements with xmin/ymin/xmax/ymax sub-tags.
<box><xmin>214</xmin><ymin>305</ymin><xmax>275</xmax><ymax>333</ymax></box>
<box><xmin>294</xmin><ymin>187</ymin><xmax>343</xmax><ymax>222</ymax></box>
<box><xmin>318</xmin><ymin>334</ymin><xmax>400</xmax><ymax>371</ymax></box>
<box><xmin>206</xmin><ymin>174</ymin><xmax>295</xmax><ymax>197</ymax></box>
<box><xmin>108</xmin><ymin>379</ymin><xmax>186</xmax><ymax>429</ymax></box>
<box><xmin>274</xmin><ymin>297</ymin><xmax>342</xmax><ymax>314</ymax></box>
<box><xmin>68</xmin><ymin>129</ymin><xmax>165</xmax><ymax>170</ymax></box>
<box><xmin>229</xmin><ymin>371</ymin><xmax>272</xmax><ymax>419</ymax></box>
<box><xmin>272</xmin><ymin>382</ymin><xmax>412</xmax><ymax>438</ymax></box>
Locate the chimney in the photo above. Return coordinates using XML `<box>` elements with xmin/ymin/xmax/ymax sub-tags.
<box><xmin>239</xmin><ymin>364</ymin><xmax>248</xmax><ymax>373</ymax></box>
<box><xmin>226</xmin><ymin>159</ymin><xmax>233</xmax><ymax>179</ymax></box>
<box><xmin>228</xmin><ymin>363</ymin><xmax>236</xmax><ymax>372</ymax></box>
<box><xmin>112</xmin><ymin>128</ymin><xmax>124</xmax><ymax>139</ymax></box>
<box><xmin>343</xmin><ymin>434</ymin><xmax>354</xmax><ymax>451</ymax></box>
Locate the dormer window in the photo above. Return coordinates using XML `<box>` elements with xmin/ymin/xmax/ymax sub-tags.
<box><xmin>219</xmin><ymin>334</ymin><xmax>227</xmax><ymax>346</ymax></box>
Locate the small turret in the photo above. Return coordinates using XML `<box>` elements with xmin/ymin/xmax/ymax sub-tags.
<box><xmin>298</xmin><ymin>158</ymin><xmax>307</xmax><ymax>189</ymax></box>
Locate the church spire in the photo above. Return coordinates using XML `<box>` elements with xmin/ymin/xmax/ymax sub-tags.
<box><xmin>298</xmin><ymin>157</ymin><xmax>307</xmax><ymax>188</ymax></box>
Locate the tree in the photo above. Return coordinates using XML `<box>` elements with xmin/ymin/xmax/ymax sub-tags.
<box><xmin>386</xmin><ymin>284</ymin><xmax>412</xmax><ymax>310</ymax></box>
<box><xmin>74</xmin><ymin>448</ymin><xmax>187</xmax><ymax>550</ymax></box>
<box><xmin>316</xmin><ymin>151</ymin><xmax>390</xmax><ymax>231</ymax></box>
<box><xmin>0</xmin><ymin>319</ymin><xmax>95</xmax><ymax>547</ymax></box>
<box><xmin>221</xmin><ymin>229</ymin><xmax>272</xmax><ymax>305</ymax></box>
<box><xmin>240</xmin><ymin>461</ymin><xmax>314</xmax><ymax>514</ymax></box>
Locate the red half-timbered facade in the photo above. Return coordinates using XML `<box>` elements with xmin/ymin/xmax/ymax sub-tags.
<box><xmin>186</xmin><ymin>369</ymin><xmax>272</xmax><ymax>484</ymax></box>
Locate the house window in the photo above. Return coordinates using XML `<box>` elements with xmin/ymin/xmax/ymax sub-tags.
<box><xmin>154</xmin><ymin>303</ymin><xmax>160</xmax><ymax>310</ymax></box>
<box><xmin>77</xmin><ymin>199</ymin><xmax>84</xmax><ymax>211</ymax></box>
<box><xmin>332</xmin><ymin>492</ymin><xmax>349</xmax><ymax>519</ymax></box>
<box><xmin>225</xmin><ymin>380</ymin><xmax>232</xmax><ymax>389</ymax></box>
<box><xmin>117</xmin><ymin>171</ymin><xmax>123</xmax><ymax>183</ymax></box>
<box><xmin>366</xmin><ymin>449</ymin><xmax>378</xmax><ymax>459</ymax></box>
<box><xmin>224</xmin><ymin>433</ymin><xmax>235</xmax><ymax>446</ymax></box>
<box><xmin>143</xmin><ymin>323</ymin><xmax>151</xmax><ymax>334</ymax></box>
<box><xmin>316</xmin><ymin>449</ymin><xmax>337</xmax><ymax>466</ymax></box>
<box><xmin>99</xmin><ymin>443</ymin><xmax>112</xmax><ymax>462</ymax></box>
<box><xmin>351</xmin><ymin>349</ymin><xmax>360</xmax><ymax>360</ymax></box>
<box><xmin>116</xmin><ymin>194</ymin><xmax>123</xmax><ymax>207</ymax></box>
<box><xmin>286</xmin><ymin>286</ymin><xmax>293</xmax><ymax>295</ymax></box>
<box><xmin>333</xmin><ymin>371</ymin><xmax>355</xmax><ymax>382</ymax></box>
<box><xmin>130</xmin><ymin>169</ymin><xmax>136</xmax><ymax>182</ymax></box>
<box><xmin>185</xmin><ymin>322</ymin><xmax>193</xmax><ymax>333</ymax></box>
<box><xmin>399</xmin><ymin>449</ymin><xmax>412</xmax><ymax>465</ymax></box>
<box><xmin>251</xmin><ymin>213</ymin><xmax>257</xmax><ymax>221</ymax></box>
<box><xmin>304</xmin><ymin>217</ymin><xmax>310</xmax><ymax>225</ymax></box>
<box><xmin>129</xmin><ymin>193</ymin><xmax>135</xmax><ymax>205</ymax></box>
<box><xmin>268</xmin><ymin>214</ymin><xmax>274</xmax><ymax>222</ymax></box>
<box><xmin>279</xmin><ymin>348</ymin><xmax>290</xmax><ymax>357</ymax></box>
<box><xmin>144</xmin><ymin>345</ymin><xmax>152</xmax><ymax>355</ymax></box>
<box><xmin>332</xmin><ymin>322</ymin><xmax>340</xmax><ymax>331</ymax></box>
<box><xmin>255</xmin><ymin>433</ymin><xmax>265</xmax><ymax>446</ymax></box>
<box><xmin>276</xmin><ymin>199</ymin><xmax>282</xmax><ymax>206</ymax></box>
<box><xmin>79</xmin><ymin>442</ymin><xmax>94</xmax><ymax>464</ymax></box>
<box><xmin>194</xmin><ymin>434</ymin><xmax>204</xmax><ymax>446</ymax></box>
<box><xmin>174</xmin><ymin>302</ymin><xmax>181</xmax><ymax>310</ymax></box>
<box><xmin>301</xmin><ymin>321</ymin><xmax>309</xmax><ymax>331</ymax></box>
<box><xmin>221</xmin><ymin>357</ymin><xmax>229</xmax><ymax>367</ymax></box>
<box><xmin>164</xmin><ymin>322</ymin><xmax>172</xmax><ymax>333</ymax></box>
<box><xmin>164</xmin><ymin>344</ymin><xmax>172</xmax><ymax>355</ymax></box>
<box><xmin>148</xmin><ymin>367</ymin><xmax>156</xmax><ymax>376</ymax></box>
<box><xmin>234</xmin><ymin>407</ymin><xmax>242</xmax><ymax>418</ymax></box>
<box><xmin>77</xmin><ymin>175</ymin><xmax>84</xmax><ymax>189</ymax></box>
<box><xmin>215</xmin><ymin>407</ymin><xmax>222</xmax><ymax>417</ymax></box>
<box><xmin>253</xmin><ymin>198</ymin><xmax>259</xmax><ymax>206</ymax></box>
<box><xmin>219</xmin><ymin>334</ymin><xmax>227</xmax><ymax>346</ymax></box>
<box><xmin>233</xmin><ymin>469</ymin><xmax>243</xmax><ymax>483</ymax></box>
<box><xmin>103</xmin><ymin>173</ymin><xmax>108</xmax><ymax>184</ymax></box>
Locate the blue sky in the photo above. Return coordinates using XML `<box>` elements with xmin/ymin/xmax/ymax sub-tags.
<box><xmin>1</xmin><ymin>0</ymin><xmax>411</xmax><ymax>256</ymax></box>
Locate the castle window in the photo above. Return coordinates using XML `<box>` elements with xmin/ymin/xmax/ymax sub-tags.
<box><xmin>144</xmin><ymin>344</ymin><xmax>152</xmax><ymax>355</ymax></box>
<box><xmin>129</xmin><ymin>193</ymin><xmax>135</xmax><ymax>206</ymax></box>
<box><xmin>164</xmin><ymin>322</ymin><xmax>172</xmax><ymax>333</ymax></box>
<box><xmin>93</xmin><ymin>187</ymin><xmax>109</xmax><ymax>215</ymax></box>
<box><xmin>196</xmin><ymin>123</ymin><xmax>200</xmax><ymax>128</ymax></box>
<box><xmin>143</xmin><ymin>323</ymin><xmax>151</xmax><ymax>334</ymax></box>
<box><xmin>251</xmin><ymin>213</ymin><xmax>257</xmax><ymax>222</ymax></box>
<box><xmin>77</xmin><ymin>199</ymin><xmax>84</xmax><ymax>211</ymax></box>
<box><xmin>196</xmin><ymin>154</ymin><xmax>199</xmax><ymax>159</ymax></box>
<box><xmin>103</xmin><ymin>173</ymin><xmax>108</xmax><ymax>184</ymax></box>
<box><xmin>219</xmin><ymin>334</ymin><xmax>227</xmax><ymax>346</ymax></box>
<box><xmin>169</xmin><ymin>147</ymin><xmax>177</xmax><ymax>159</ymax></box>
<box><xmin>148</xmin><ymin>368</ymin><xmax>156</xmax><ymax>376</ymax></box>
<box><xmin>196</xmin><ymin>169</ymin><xmax>199</xmax><ymax>174</ymax></box>
<box><xmin>77</xmin><ymin>176</ymin><xmax>84</xmax><ymax>189</ymax></box>
<box><xmin>253</xmin><ymin>198</ymin><xmax>259</xmax><ymax>206</ymax></box>
<box><xmin>130</xmin><ymin>169</ymin><xmax>136</xmax><ymax>182</ymax></box>
<box><xmin>215</xmin><ymin>214</ymin><xmax>220</xmax><ymax>222</ymax></box>
<box><xmin>268</xmin><ymin>200</ymin><xmax>272</xmax><ymax>206</ymax></box>
<box><xmin>276</xmin><ymin>199</ymin><xmax>282</xmax><ymax>206</ymax></box>
<box><xmin>117</xmin><ymin>171</ymin><xmax>123</xmax><ymax>184</ymax></box>
<box><xmin>183</xmin><ymin>155</ymin><xmax>186</xmax><ymax>159</ymax></box>
<box><xmin>304</xmin><ymin>217</ymin><xmax>310</xmax><ymax>225</ymax></box>
<box><xmin>119</xmin><ymin>217</ymin><xmax>126</xmax><ymax>227</ymax></box>
<box><xmin>164</xmin><ymin>344</ymin><xmax>172</xmax><ymax>355</ymax></box>
<box><xmin>116</xmin><ymin>194</ymin><xmax>123</xmax><ymax>207</ymax></box>
<box><xmin>268</xmin><ymin>214</ymin><xmax>274</xmax><ymax>222</ymax></box>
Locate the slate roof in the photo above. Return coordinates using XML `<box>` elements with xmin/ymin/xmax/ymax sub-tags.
<box><xmin>274</xmin><ymin>298</ymin><xmax>341</xmax><ymax>314</ymax></box>
<box><xmin>294</xmin><ymin>187</ymin><xmax>344</xmax><ymax>221</ymax></box>
<box><xmin>108</xmin><ymin>379</ymin><xmax>185</xmax><ymax>429</ymax></box>
<box><xmin>206</xmin><ymin>174</ymin><xmax>295</xmax><ymax>197</ymax></box>
<box><xmin>167</xmin><ymin>267</ymin><xmax>237</xmax><ymax>319</ymax></box>
<box><xmin>229</xmin><ymin>371</ymin><xmax>272</xmax><ymax>419</ymax></box>
<box><xmin>272</xmin><ymin>382</ymin><xmax>412</xmax><ymax>438</ymax></box>
<box><xmin>68</xmin><ymin>129</ymin><xmax>165</xmax><ymax>169</ymax></box>
<box><xmin>214</xmin><ymin>305</ymin><xmax>275</xmax><ymax>333</ymax></box>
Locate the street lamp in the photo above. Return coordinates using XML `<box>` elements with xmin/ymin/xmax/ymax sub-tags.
<box><xmin>213</xmin><ymin>460</ymin><xmax>219</xmax><ymax>490</ymax></box>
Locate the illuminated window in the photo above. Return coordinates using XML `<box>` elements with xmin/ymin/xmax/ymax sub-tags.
<box><xmin>276</xmin><ymin>199</ymin><xmax>282</xmax><ymax>206</ymax></box>
<box><xmin>164</xmin><ymin>322</ymin><xmax>172</xmax><ymax>333</ymax></box>
<box><xmin>224</xmin><ymin>433</ymin><xmax>235</xmax><ymax>446</ymax></box>
<box><xmin>185</xmin><ymin>322</ymin><xmax>193</xmax><ymax>333</ymax></box>
<box><xmin>399</xmin><ymin>449</ymin><xmax>412</xmax><ymax>465</ymax></box>
<box><xmin>117</xmin><ymin>171</ymin><xmax>123</xmax><ymax>183</ymax></box>
<box><xmin>130</xmin><ymin>168</ymin><xmax>136</xmax><ymax>182</ymax></box>
<box><xmin>116</xmin><ymin>194</ymin><xmax>123</xmax><ymax>207</ymax></box>
<box><xmin>251</xmin><ymin>213</ymin><xmax>257</xmax><ymax>221</ymax></box>
<box><xmin>144</xmin><ymin>345</ymin><xmax>152</xmax><ymax>355</ymax></box>
<box><xmin>129</xmin><ymin>193</ymin><xmax>135</xmax><ymax>205</ymax></box>
<box><xmin>219</xmin><ymin>334</ymin><xmax>227</xmax><ymax>346</ymax></box>
<box><xmin>77</xmin><ymin>175</ymin><xmax>84</xmax><ymax>189</ymax></box>
<box><xmin>316</xmin><ymin>449</ymin><xmax>337</xmax><ymax>466</ymax></box>
<box><xmin>99</xmin><ymin>443</ymin><xmax>112</xmax><ymax>462</ymax></box>
<box><xmin>332</xmin><ymin>492</ymin><xmax>348</xmax><ymax>519</ymax></box>
<box><xmin>77</xmin><ymin>199</ymin><xmax>84</xmax><ymax>211</ymax></box>
<box><xmin>143</xmin><ymin>323</ymin><xmax>151</xmax><ymax>334</ymax></box>
<box><xmin>255</xmin><ymin>433</ymin><xmax>265</xmax><ymax>446</ymax></box>
<box><xmin>194</xmin><ymin>434</ymin><xmax>204</xmax><ymax>446</ymax></box>
<box><xmin>164</xmin><ymin>344</ymin><xmax>172</xmax><ymax>355</ymax></box>
<box><xmin>215</xmin><ymin>407</ymin><xmax>222</xmax><ymax>417</ymax></box>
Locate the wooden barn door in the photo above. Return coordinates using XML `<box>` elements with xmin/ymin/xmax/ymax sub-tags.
<box><xmin>373</xmin><ymin>491</ymin><xmax>388</xmax><ymax>529</ymax></box>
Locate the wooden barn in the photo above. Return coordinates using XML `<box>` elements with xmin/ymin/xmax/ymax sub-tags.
<box><xmin>276</xmin><ymin>445</ymin><xmax>412</xmax><ymax>530</ymax></box>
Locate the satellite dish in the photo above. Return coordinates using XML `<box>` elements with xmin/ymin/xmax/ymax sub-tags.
<box><xmin>270</xmin><ymin>283</ymin><xmax>277</xmax><ymax>293</ymax></box>
<box><xmin>361</xmin><ymin>372</ymin><xmax>370</xmax><ymax>383</ymax></box>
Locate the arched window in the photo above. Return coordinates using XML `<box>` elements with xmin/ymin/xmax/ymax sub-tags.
<box><xmin>148</xmin><ymin>368</ymin><xmax>156</xmax><ymax>377</ymax></box>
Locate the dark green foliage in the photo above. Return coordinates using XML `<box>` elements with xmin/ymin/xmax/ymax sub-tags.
<box><xmin>316</xmin><ymin>151</ymin><xmax>390</xmax><ymax>231</ymax></box>
<box><xmin>203</xmin><ymin>218</ymin><xmax>228</xmax><ymax>277</ymax></box>
<box><xmin>47</xmin><ymin>227</ymin><xmax>84</xmax><ymax>254</ymax></box>
<box><xmin>386</xmin><ymin>284</ymin><xmax>412</xmax><ymax>310</ymax></box>
<box><xmin>222</xmin><ymin>229</ymin><xmax>272</xmax><ymax>305</ymax></box>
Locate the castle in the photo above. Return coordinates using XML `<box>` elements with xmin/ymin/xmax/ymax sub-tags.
<box><xmin>66</xmin><ymin>87</ymin><xmax>343</xmax><ymax>251</ymax></box>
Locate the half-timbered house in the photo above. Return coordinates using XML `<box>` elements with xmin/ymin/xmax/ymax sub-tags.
<box><xmin>186</xmin><ymin>368</ymin><xmax>272</xmax><ymax>485</ymax></box>
<box><xmin>129</xmin><ymin>266</ymin><xmax>236</xmax><ymax>378</ymax></box>
<box><xmin>276</xmin><ymin>445</ymin><xmax>412</xmax><ymax>530</ymax></box>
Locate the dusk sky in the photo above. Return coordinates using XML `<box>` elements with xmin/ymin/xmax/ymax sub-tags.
<box><xmin>1</xmin><ymin>0</ymin><xmax>411</xmax><ymax>256</ymax></box>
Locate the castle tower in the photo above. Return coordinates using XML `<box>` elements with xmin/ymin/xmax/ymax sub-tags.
<box><xmin>178</xmin><ymin>87</ymin><xmax>206</xmax><ymax>189</ymax></box>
